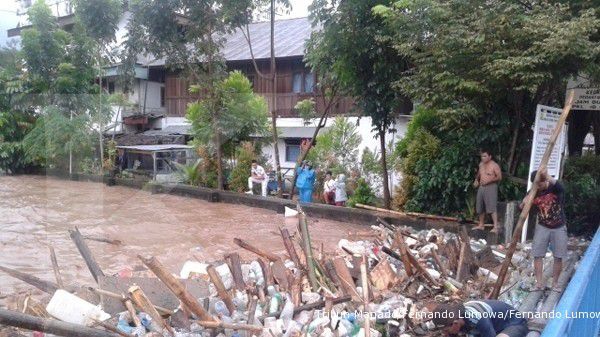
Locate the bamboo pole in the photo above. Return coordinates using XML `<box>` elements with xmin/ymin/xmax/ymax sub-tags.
<box><xmin>138</xmin><ymin>255</ymin><xmax>215</xmax><ymax>322</ymax></box>
<box><xmin>49</xmin><ymin>246</ymin><xmax>64</xmax><ymax>289</ymax></box>
<box><xmin>128</xmin><ymin>285</ymin><xmax>174</xmax><ymax>336</ymax></box>
<box><xmin>356</xmin><ymin>203</ymin><xmax>472</xmax><ymax>223</ymax></box>
<box><xmin>279</xmin><ymin>227</ymin><xmax>303</xmax><ymax>268</ymax></box>
<box><xmin>299</xmin><ymin>211</ymin><xmax>318</xmax><ymax>291</ymax></box>
<box><xmin>206</xmin><ymin>265</ymin><xmax>236</xmax><ymax>315</ymax></box>
<box><xmin>0</xmin><ymin>308</ymin><xmax>120</xmax><ymax>337</ymax></box>
<box><xmin>490</xmin><ymin>90</ymin><xmax>574</xmax><ymax>299</ymax></box>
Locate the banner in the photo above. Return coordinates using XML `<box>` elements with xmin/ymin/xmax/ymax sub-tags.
<box><xmin>522</xmin><ymin>104</ymin><xmax>568</xmax><ymax>242</ymax></box>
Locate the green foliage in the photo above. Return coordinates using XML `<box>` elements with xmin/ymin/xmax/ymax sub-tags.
<box><xmin>0</xmin><ymin>111</ymin><xmax>34</xmax><ymax>173</ymax></box>
<box><xmin>195</xmin><ymin>146</ymin><xmax>219</xmax><ymax>188</ymax></box>
<box><xmin>228</xmin><ymin>141</ymin><xmax>258</xmax><ymax>192</ymax></box>
<box><xmin>563</xmin><ymin>154</ymin><xmax>600</xmax><ymax>235</ymax></box>
<box><xmin>348</xmin><ymin>178</ymin><xmax>376</xmax><ymax>207</ymax></box>
<box><xmin>72</xmin><ymin>0</ymin><xmax>121</xmax><ymax>43</ymax></box>
<box><xmin>295</xmin><ymin>99</ymin><xmax>316</xmax><ymax>124</ymax></box>
<box><xmin>187</xmin><ymin>71</ymin><xmax>269</xmax><ymax>147</ymax></box>
<box><xmin>306</xmin><ymin>117</ymin><xmax>362</xmax><ymax>176</ymax></box>
<box><xmin>175</xmin><ymin>159</ymin><xmax>203</xmax><ymax>186</ymax></box>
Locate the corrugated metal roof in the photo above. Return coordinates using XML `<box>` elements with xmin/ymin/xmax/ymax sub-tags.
<box><xmin>117</xmin><ymin>144</ymin><xmax>193</xmax><ymax>151</ymax></box>
<box><xmin>143</xmin><ymin>125</ymin><xmax>192</xmax><ymax>136</ymax></box>
<box><xmin>222</xmin><ymin>17</ymin><xmax>312</xmax><ymax>61</ymax></box>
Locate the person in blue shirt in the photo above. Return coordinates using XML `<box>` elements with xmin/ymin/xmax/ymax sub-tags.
<box><xmin>296</xmin><ymin>160</ymin><xmax>316</xmax><ymax>203</ymax></box>
<box><xmin>431</xmin><ymin>300</ymin><xmax>528</xmax><ymax>337</ymax></box>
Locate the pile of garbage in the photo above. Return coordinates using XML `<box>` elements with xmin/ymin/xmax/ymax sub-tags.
<box><xmin>0</xmin><ymin>209</ymin><xmax>588</xmax><ymax>337</ymax></box>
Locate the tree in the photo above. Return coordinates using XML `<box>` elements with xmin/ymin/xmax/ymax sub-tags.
<box><xmin>308</xmin><ymin>0</ymin><xmax>412</xmax><ymax>208</ymax></box>
<box><xmin>186</xmin><ymin>71</ymin><xmax>270</xmax><ymax>184</ymax></box>
<box><xmin>306</xmin><ymin>117</ymin><xmax>362</xmax><ymax>176</ymax></box>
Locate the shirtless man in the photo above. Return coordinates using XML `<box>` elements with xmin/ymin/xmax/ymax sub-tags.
<box><xmin>473</xmin><ymin>149</ymin><xmax>502</xmax><ymax>232</ymax></box>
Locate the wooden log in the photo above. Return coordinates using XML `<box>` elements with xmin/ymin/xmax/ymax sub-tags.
<box><xmin>225</xmin><ymin>253</ymin><xmax>246</xmax><ymax>291</ymax></box>
<box><xmin>197</xmin><ymin>320</ymin><xmax>263</xmax><ymax>332</ymax></box>
<box><xmin>233</xmin><ymin>238</ymin><xmax>280</xmax><ymax>262</ymax></box>
<box><xmin>247</xmin><ymin>296</ymin><xmax>258</xmax><ymax>325</ymax></box>
<box><xmin>357</xmin><ymin>204</ymin><xmax>473</xmax><ymax>223</ymax></box>
<box><xmin>0</xmin><ymin>308</ymin><xmax>120</xmax><ymax>337</ymax></box>
<box><xmin>279</xmin><ymin>227</ymin><xmax>303</xmax><ymax>268</ymax></box>
<box><xmin>392</xmin><ymin>233</ymin><xmax>413</xmax><ymax>276</ymax></box>
<box><xmin>69</xmin><ymin>227</ymin><xmax>105</xmax><ymax>283</ymax></box>
<box><xmin>332</xmin><ymin>257</ymin><xmax>361</xmax><ymax>301</ymax></box>
<box><xmin>491</xmin><ymin>91</ymin><xmax>574</xmax><ymax>299</ymax></box>
<box><xmin>206</xmin><ymin>265</ymin><xmax>236</xmax><ymax>315</ymax></box>
<box><xmin>360</xmin><ymin>255</ymin><xmax>371</xmax><ymax>337</ymax></box>
<box><xmin>49</xmin><ymin>246</ymin><xmax>64</xmax><ymax>289</ymax></box>
<box><xmin>138</xmin><ymin>255</ymin><xmax>215</xmax><ymax>322</ymax></box>
<box><xmin>456</xmin><ymin>226</ymin><xmax>474</xmax><ymax>282</ymax></box>
<box><xmin>299</xmin><ymin>212</ymin><xmax>318</xmax><ymax>291</ymax></box>
<box><xmin>83</xmin><ymin>235</ymin><xmax>122</xmax><ymax>246</ymax></box>
<box><xmin>257</xmin><ymin>258</ymin><xmax>273</xmax><ymax>289</ymax></box>
<box><xmin>270</xmin><ymin>259</ymin><xmax>290</xmax><ymax>290</ymax></box>
<box><xmin>0</xmin><ymin>265</ymin><xmax>58</xmax><ymax>294</ymax></box>
<box><xmin>123</xmin><ymin>299</ymin><xmax>141</xmax><ymax>327</ymax></box>
<box><xmin>128</xmin><ymin>285</ymin><xmax>174</xmax><ymax>336</ymax></box>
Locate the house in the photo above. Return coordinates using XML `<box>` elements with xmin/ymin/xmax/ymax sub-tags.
<box><xmin>8</xmin><ymin>2</ymin><xmax>411</xmax><ymax>193</ymax></box>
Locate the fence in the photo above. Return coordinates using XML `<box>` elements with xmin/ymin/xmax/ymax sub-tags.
<box><xmin>541</xmin><ymin>226</ymin><xmax>600</xmax><ymax>337</ymax></box>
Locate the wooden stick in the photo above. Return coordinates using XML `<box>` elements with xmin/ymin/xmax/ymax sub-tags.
<box><xmin>332</xmin><ymin>257</ymin><xmax>361</xmax><ymax>301</ymax></box>
<box><xmin>123</xmin><ymin>299</ymin><xmax>141</xmax><ymax>327</ymax></box>
<box><xmin>197</xmin><ymin>320</ymin><xmax>263</xmax><ymax>332</ymax></box>
<box><xmin>128</xmin><ymin>285</ymin><xmax>174</xmax><ymax>336</ymax></box>
<box><xmin>206</xmin><ymin>265</ymin><xmax>236</xmax><ymax>315</ymax></box>
<box><xmin>69</xmin><ymin>227</ymin><xmax>105</xmax><ymax>283</ymax></box>
<box><xmin>138</xmin><ymin>255</ymin><xmax>215</xmax><ymax>322</ymax></box>
<box><xmin>0</xmin><ymin>308</ymin><xmax>120</xmax><ymax>337</ymax></box>
<box><xmin>377</xmin><ymin>218</ymin><xmax>419</xmax><ymax>240</ymax></box>
<box><xmin>358</xmin><ymin>204</ymin><xmax>473</xmax><ymax>223</ymax></box>
<box><xmin>0</xmin><ymin>265</ymin><xmax>58</xmax><ymax>294</ymax></box>
<box><xmin>49</xmin><ymin>246</ymin><xmax>64</xmax><ymax>288</ymax></box>
<box><xmin>85</xmin><ymin>287</ymin><xmax>173</xmax><ymax>316</ymax></box>
<box><xmin>360</xmin><ymin>255</ymin><xmax>371</xmax><ymax>337</ymax></box>
<box><xmin>299</xmin><ymin>211</ymin><xmax>318</xmax><ymax>291</ymax></box>
<box><xmin>431</xmin><ymin>249</ymin><xmax>448</xmax><ymax>277</ymax></box>
<box><xmin>225</xmin><ymin>253</ymin><xmax>246</xmax><ymax>291</ymax></box>
<box><xmin>233</xmin><ymin>238</ymin><xmax>280</xmax><ymax>262</ymax></box>
<box><xmin>324</xmin><ymin>259</ymin><xmax>342</xmax><ymax>290</ymax></box>
<box><xmin>92</xmin><ymin>319</ymin><xmax>133</xmax><ymax>337</ymax></box>
<box><xmin>271</xmin><ymin>259</ymin><xmax>290</xmax><ymax>290</ymax></box>
<box><xmin>247</xmin><ymin>296</ymin><xmax>258</xmax><ymax>325</ymax></box>
<box><xmin>490</xmin><ymin>90</ymin><xmax>575</xmax><ymax>299</ymax></box>
<box><xmin>257</xmin><ymin>258</ymin><xmax>273</xmax><ymax>289</ymax></box>
<box><xmin>392</xmin><ymin>233</ymin><xmax>413</xmax><ymax>276</ymax></box>
<box><xmin>83</xmin><ymin>235</ymin><xmax>122</xmax><ymax>246</ymax></box>
<box><xmin>279</xmin><ymin>227</ymin><xmax>303</xmax><ymax>268</ymax></box>
<box><xmin>456</xmin><ymin>226</ymin><xmax>474</xmax><ymax>282</ymax></box>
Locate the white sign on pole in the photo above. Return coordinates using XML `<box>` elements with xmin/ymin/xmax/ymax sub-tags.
<box><xmin>521</xmin><ymin>104</ymin><xmax>568</xmax><ymax>242</ymax></box>
<box><xmin>572</xmin><ymin>87</ymin><xmax>600</xmax><ymax>110</ymax></box>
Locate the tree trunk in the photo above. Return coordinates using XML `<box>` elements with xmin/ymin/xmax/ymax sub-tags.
<box><xmin>269</xmin><ymin>0</ymin><xmax>283</xmax><ymax>197</ymax></box>
<box><xmin>379</xmin><ymin>127</ymin><xmax>391</xmax><ymax>209</ymax></box>
<box><xmin>215</xmin><ymin>131</ymin><xmax>224</xmax><ymax>190</ymax></box>
<box><xmin>507</xmin><ymin>121</ymin><xmax>519</xmax><ymax>175</ymax></box>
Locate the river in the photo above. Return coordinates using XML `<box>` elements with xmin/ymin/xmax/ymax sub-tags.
<box><xmin>0</xmin><ymin>175</ymin><xmax>363</xmax><ymax>297</ymax></box>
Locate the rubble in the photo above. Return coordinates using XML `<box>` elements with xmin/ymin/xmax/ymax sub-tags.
<box><xmin>0</xmin><ymin>208</ymin><xmax>590</xmax><ymax>337</ymax></box>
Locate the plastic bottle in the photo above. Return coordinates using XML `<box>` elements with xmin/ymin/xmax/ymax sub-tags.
<box><xmin>269</xmin><ymin>293</ymin><xmax>282</xmax><ymax>314</ymax></box>
<box><xmin>214</xmin><ymin>300</ymin><xmax>231</xmax><ymax>317</ymax></box>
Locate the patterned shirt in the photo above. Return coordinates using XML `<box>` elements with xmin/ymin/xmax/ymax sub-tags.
<box><xmin>532</xmin><ymin>181</ymin><xmax>566</xmax><ymax>228</ymax></box>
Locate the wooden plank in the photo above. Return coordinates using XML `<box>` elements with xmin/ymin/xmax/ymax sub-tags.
<box><xmin>225</xmin><ymin>253</ymin><xmax>246</xmax><ymax>291</ymax></box>
<box><xmin>360</xmin><ymin>255</ymin><xmax>371</xmax><ymax>337</ymax></box>
<box><xmin>49</xmin><ymin>246</ymin><xmax>64</xmax><ymax>289</ymax></box>
<box><xmin>392</xmin><ymin>233</ymin><xmax>413</xmax><ymax>277</ymax></box>
<box><xmin>456</xmin><ymin>226</ymin><xmax>474</xmax><ymax>282</ymax></box>
<box><xmin>332</xmin><ymin>257</ymin><xmax>361</xmax><ymax>301</ymax></box>
<box><xmin>279</xmin><ymin>227</ymin><xmax>303</xmax><ymax>268</ymax></box>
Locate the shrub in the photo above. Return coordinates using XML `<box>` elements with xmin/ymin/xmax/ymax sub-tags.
<box><xmin>348</xmin><ymin>178</ymin><xmax>376</xmax><ymax>208</ymax></box>
<box><xmin>563</xmin><ymin>154</ymin><xmax>600</xmax><ymax>235</ymax></box>
<box><xmin>228</xmin><ymin>141</ymin><xmax>257</xmax><ymax>193</ymax></box>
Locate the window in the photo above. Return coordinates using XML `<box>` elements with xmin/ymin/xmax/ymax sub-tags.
<box><xmin>285</xmin><ymin>139</ymin><xmax>301</xmax><ymax>162</ymax></box>
<box><xmin>160</xmin><ymin>87</ymin><xmax>165</xmax><ymax>107</ymax></box>
<box><xmin>304</xmin><ymin>72</ymin><xmax>314</xmax><ymax>93</ymax></box>
<box><xmin>292</xmin><ymin>73</ymin><xmax>303</xmax><ymax>93</ymax></box>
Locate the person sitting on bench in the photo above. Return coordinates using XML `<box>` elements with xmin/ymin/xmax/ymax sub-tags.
<box><xmin>248</xmin><ymin>160</ymin><xmax>268</xmax><ymax>197</ymax></box>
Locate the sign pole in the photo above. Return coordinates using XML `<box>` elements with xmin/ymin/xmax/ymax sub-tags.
<box><xmin>489</xmin><ymin>90</ymin><xmax>574</xmax><ymax>299</ymax></box>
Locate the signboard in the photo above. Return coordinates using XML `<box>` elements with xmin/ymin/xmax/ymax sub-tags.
<box><xmin>522</xmin><ymin>104</ymin><xmax>568</xmax><ymax>242</ymax></box>
<box><xmin>572</xmin><ymin>87</ymin><xmax>600</xmax><ymax>110</ymax></box>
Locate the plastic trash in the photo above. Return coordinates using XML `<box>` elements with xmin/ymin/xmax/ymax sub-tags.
<box><xmin>180</xmin><ymin>261</ymin><xmax>209</xmax><ymax>279</ymax></box>
<box><xmin>477</xmin><ymin>267</ymin><xmax>498</xmax><ymax>282</ymax></box>
<box><xmin>284</xmin><ymin>206</ymin><xmax>298</xmax><ymax>217</ymax></box>
<box><xmin>301</xmin><ymin>292</ymin><xmax>321</xmax><ymax>304</ymax></box>
<box><xmin>279</xmin><ymin>294</ymin><xmax>294</xmax><ymax>325</ymax></box>
<box><xmin>46</xmin><ymin>289</ymin><xmax>110</xmax><ymax>326</ymax></box>
<box><xmin>269</xmin><ymin>293</ymin><xmax>282</xmax><ymax>314</ymax></box>
<box><xmin>214</xmin><ymin>300</ymin><xmax>231</xmax><ymax>317</ymax></box>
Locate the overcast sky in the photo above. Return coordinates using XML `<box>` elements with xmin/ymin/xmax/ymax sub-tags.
<box><xmin>0</xmin><ymin>0</ymin><xmax>312</xmax><ymax>47</ymax></box>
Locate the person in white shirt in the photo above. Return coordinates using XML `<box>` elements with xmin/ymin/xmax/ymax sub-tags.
<box><xmin>248</xmin><ymin>160</ymin><xmax>268</xmax><ymax>197</ymax></box>
<box><xmin>323</xmin><ymin>171</ymin><xmax>336</xmax><ymax>205</ymax></box>
<box><xmin>335</xmin><ymin>173</ymin><xmax>348</xmax><ymax>206</ymax></box>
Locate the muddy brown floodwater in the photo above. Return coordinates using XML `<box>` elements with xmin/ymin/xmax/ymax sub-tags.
<box><xmin>0</xmin><ymin>175</ymin><xmax>364</xmax><ymax>297</ymax></box>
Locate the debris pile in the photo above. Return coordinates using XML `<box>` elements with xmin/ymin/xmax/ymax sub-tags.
<box><xmin>0</xmin><ymin>210</ymin><xmax>588</xmax><ymax>337</ymax></box>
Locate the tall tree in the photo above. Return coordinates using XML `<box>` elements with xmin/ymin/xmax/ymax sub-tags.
<box><xmin>308</xmin><ymin>0</ymin><xmax>411</xmax><ymax>208</ymax></box>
